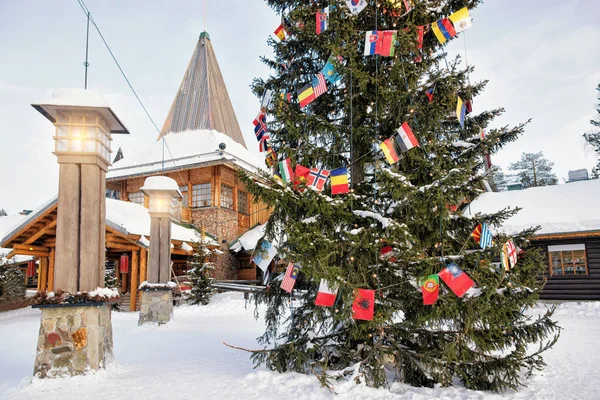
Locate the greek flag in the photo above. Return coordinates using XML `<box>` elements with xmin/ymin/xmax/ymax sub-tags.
<box><xmin>480</xmin><ymin>223</ymin><xmax>493</xmax><ymax>249</ymax></box>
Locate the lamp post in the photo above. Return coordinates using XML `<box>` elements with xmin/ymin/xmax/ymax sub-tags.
<box><xmin>138</xmin><ymin>176</ymin><xmax>182</xmax><ymax>325</ymax></box>
<box><xmin>30</xmin><ymin>88</ymin><xmax>128</xmax><ymax>378</ymax></box>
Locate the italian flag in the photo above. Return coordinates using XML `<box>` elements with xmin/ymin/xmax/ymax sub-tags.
<box><xmin>315</xmin><ymin>279</ymin><xmax>337</xmax><ymax>307</ymax></box>
<box><xmin>279</xmin><ymin>158</ymin><xmax>294</xmax><ymax>184</ymax></box>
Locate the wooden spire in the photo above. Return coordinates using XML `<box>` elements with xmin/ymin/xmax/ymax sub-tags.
<box><xmin>159</xmin><ymin>32</ymin><xmax>247</xmax><ymax>148</ymax></box>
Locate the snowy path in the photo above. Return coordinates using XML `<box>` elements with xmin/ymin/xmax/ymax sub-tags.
<box><xmin>0</xmin><ymin>294</ymin><xmax>598</xmax><ymax>400</ymax></box>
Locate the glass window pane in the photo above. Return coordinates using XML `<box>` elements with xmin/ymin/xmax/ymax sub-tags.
<box><xmin>549</xmin><ymin>246</ymin><xmax>587</xmax><ymax>276</ymax></box>
<box><xmin>192</xmin><ymin>183</ymin><xmax>211</xmax><ymax>207</ymax></box>
<box><xmin>221</xmin><ymin>184</ymin><xmax>233</xmax><ymax>210</ymax></box>
<box><xmin>128</xmin><ymin>191</ymin><xmax>145</xmax><ymax>206</ymax></box>
<box><xmin>238</xmin><ymin>190</ymin><xmax>248</xmax><ymax>214</ymax></box>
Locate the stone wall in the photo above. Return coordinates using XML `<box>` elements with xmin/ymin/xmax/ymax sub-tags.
<box><xmin>34</xmin><ymin>304</ymin><xmax>113</xmax><ymax>378</ymax></box>
<box><xmin>0</xmin><ymin>265</ymin><xmax>25</xmax><ymax>303</ymax></box>
<box><xmin>138</xmin><ymin>289</ymin><xmax>173</xmax><ymax>325</ymax></box>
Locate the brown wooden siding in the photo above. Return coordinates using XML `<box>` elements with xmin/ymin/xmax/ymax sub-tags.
<box><xmin>534</xmin><ymin>237</ymin><xmax>600</xmax><ymax>300</ymax></box>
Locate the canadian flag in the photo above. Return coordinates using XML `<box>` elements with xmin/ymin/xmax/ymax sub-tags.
<box><xmin>315</xmin><ymin>279</ymin><xmax>338</xmax><ymax>307</ymax></box>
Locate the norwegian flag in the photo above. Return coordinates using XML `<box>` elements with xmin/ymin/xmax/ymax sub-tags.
<box><xmin>281</xmin><ymin>262</ymin><xmax>301</xmax><ymax>293</ymax></box>
<box><xmin>307</xmin><ymin>168</ymin><xmax>330</xmax><ymax>192</ymax></box>
<box><xmin>253</xmin><ymin>111</ymin><xmax>267</xmax><ymax>142</ymax></box>
<box><xmin>312</xmin><ymin>73</ymin><xmax>328</xmax><ymax>98</ymax></box>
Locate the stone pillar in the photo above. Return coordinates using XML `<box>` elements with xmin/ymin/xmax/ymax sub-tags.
<box><xmin>31</xmin><ymin>88</ymin><xmax>129</xmax><ymax>378</ymax></box>
<box><xmin>138</xmin><ymin>176</ymin><xmax>182</xmax><ymax>325</ymax></box>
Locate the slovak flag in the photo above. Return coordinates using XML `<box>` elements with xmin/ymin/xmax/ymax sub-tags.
<box><xmin>316</xmin><ymin>6</ymin><xmax>329</xmax><ymax>35</ymax></box>
<box><xmin>308</xmin><ymin>168</ymin><xmax>331</xmax><ymax>192</ymax></box>
<box><xmin>364</xmin><ymin>31</ymin><xmax>379</xmax><ymax>56</ymax></box>
<box><xmin>315</xmin><ymin>279</ymin><xmax>337</xmax><ymax>307</ymax></box>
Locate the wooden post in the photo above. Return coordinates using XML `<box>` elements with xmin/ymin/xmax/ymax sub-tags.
<box><xmin>54</xmin><ymin>163</ymin><xmax>80</xmax><ymax>293</ymax></box>
<box><xmin>80</xmin><ymin>164</ymin><xmax>102</xmax><ymax>292</ymax></box>
<box><xmin>129</xmin><ymin>250</ymin><xmax>139</xmax><ymax>311</ymax></box>
<box><xmin>39</xmin><ymin>257</ymin><xmax>48</xmax><ymax>292</ymax></box>
<box><xmin>121</xmin><ymin>271</ymin><xmax>127</xmax><ymax>293</ymax></box>
<box><xmin>48</xmin><ymin>247</ymin><xmax>55</xmax><ymax>292</ymax></box>
<box><xmin>138</xmin><ymin>248</ymin><xmax>147</xmax><ymax>306</ymax></box>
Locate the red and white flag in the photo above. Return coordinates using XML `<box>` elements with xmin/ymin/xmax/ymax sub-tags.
<box><xmin>281</xmin><ymin>262</ymin><xmax>301</xmax><ymax>293</ymax></box>
<box><xmin>312</xmin><ymin>73</ymin><xmax>328</xmax><ymax>98</ymax></box>
<box><xmin>315</xmin><ymin>279</ymin><xmax>337</xmax><ymax>307</ymax></box>
<box><xmin>308</xmin><ymin>168</ymin><xmax>330</xmax><ymax>192</ymax></box>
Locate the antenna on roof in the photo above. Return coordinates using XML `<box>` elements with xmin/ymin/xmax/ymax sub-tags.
<box><xmin>204</xmin><ymin>0</ymin><xmax>207</xmax><ymax>33</ymax></box>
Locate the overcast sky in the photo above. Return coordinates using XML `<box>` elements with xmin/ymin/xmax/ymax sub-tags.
<box><xmin>0</xmin><ymin>0</ymin><xmax>598</xmax><ymax>214</ymax></box>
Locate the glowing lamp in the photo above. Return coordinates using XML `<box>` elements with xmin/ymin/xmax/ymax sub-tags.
<box><xmin>140</xmin><ymin>176</ymin><xmax>182</xmax><ymax>218</ymax></box>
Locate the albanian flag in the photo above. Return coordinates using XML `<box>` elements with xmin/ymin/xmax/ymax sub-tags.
<box><xmin>352</xmin><ymin>288</ymin><xmax>375</xmax><ymax>320</ymax></box>
<box><xmin>419</xmin><ymin>274</ymin><xmax>439</xmax><ymax>305</ymax></box>
<box><xmin>438</xmin><ymin>263</ymin><xmax>475</xmax><ymax>298</ymax></box>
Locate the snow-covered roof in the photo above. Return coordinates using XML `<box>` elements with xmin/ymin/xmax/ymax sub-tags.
<box><xmin>107</xmin><ymin>129</ymin><xmax>265</xmax><ymax>181</ymax></box>
<box><xmin>0</xmin><ymin>215</ymin><xmax>36</xmax><ymax>264</ymax></box>
<box><xmin>0</xmin><ymin>197</ymin><xmax>217</xmax><ymax>248</ymax></box>
<box><xmin>230</xmin><ymin>223</ymin><xmax>266</xmax><ymax>253</ymax></box>
<box><xmin>468</xmin><ymin>179</ymin><xmax>600</xmax><ymax>236</ymax></box>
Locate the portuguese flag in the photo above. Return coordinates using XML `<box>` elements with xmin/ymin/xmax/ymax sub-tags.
<box><xmin>419</xmin><ymin>274</ymin><xmax>439</xmax><ymax>305</ymax></box>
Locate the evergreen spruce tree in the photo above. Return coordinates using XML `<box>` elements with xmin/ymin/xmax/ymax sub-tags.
<box><xmin>508</xmin><ymin>152</ymin><xmax>558</xmax><ymax>188</ymax></box>
<box><xmin>186</xmin><ymin>230</ymin><xmax>215</xmax><ymax>305</ymax></box>
<box><xmin>242</xmin><ymin>0</ymin><xmax>559</xmax><ymax>392</ymax></box>
<box><xmin>583</xmin><ymin>83</ymin><xmax>600</xmax><ymax>178</ymax></box>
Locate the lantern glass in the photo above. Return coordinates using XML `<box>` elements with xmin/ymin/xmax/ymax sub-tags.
<box><xmin>148</xmin><ymin>191</ymin><xmax>175</xmax><ymax>215</ymax></box>
<box><xmin>53</xmin><ymin>111</ymin><xmax>112</xmax><ymax>164</ymax></box>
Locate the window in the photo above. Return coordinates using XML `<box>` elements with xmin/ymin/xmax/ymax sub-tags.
<box><xmin>192</xmin><ymin>183</ymin><xmax>211</xmax><ymax>207</ymax></box>
<box><xmin>179</xmin><ymin>185</ymin><xmax>189</xmax><ymax>207</ymax></box>
<box><xmin>221</xmin><ymin>184</ymin><xmax>233</xmax><ymax>209</ymax></box>
<box><xmin>238</xmin><ymin>190</ymin><xmax>249</xmax><ymax>214</ymax></box>
<box><xmin>128</xmin><ymin>191</ymin><xmax>144</xmax><ymax>205</ymax></box>
<box><xmin>548</xmin><ymin>244</ymin><xmax>588</xmax><ymax>276</ymax></box>
<box><xmin>106</xmin><ymin>189</ymin><xmax>121</xmax><ymax>200</ymax></box>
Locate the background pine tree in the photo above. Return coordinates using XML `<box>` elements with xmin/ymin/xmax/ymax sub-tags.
<box><xmin>508</xmin><ymin>151</ymin><xmax>558</xmax><ymax>188</ymax></box>
<box><xmin>583</xmin><ymin>83</ymin><xmax>600</xmax><ymax>178</ymax></box>
<box><xmin>243</xmin><ymin>0</ymin><xmax>559</xmax><ymax>392</ymax></box>
<box><xmin>186</xmin><ymin>232</ymin><xmax>215</xmax><ymax>306</ymax></box>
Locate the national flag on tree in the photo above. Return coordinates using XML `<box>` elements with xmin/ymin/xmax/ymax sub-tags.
<box><xmin>294</xmin><ymin>164</ymin><xmax>311</xmax><ymax>190</ymax></box>
<box><xmin>330</xmin><ymin>167</ymin><xmax>349</xmax><ymax>195</ymax></box>
<box><xmin>265</xmin><ymin>148</ymin><xmax>277</xmax><ymax>168</ymax></box>
<box><xmin>380</xmin><ymin>137</ymin><xmax>402</xmax><ymax>164</ymax></box>
<box><xmin>261</xmin><ymin>89</ymin><xmax>273</xmax><ymax>110</ymax></box>
<box><xmin>379</xmin><ymin>245</ymin><xmax>393</xmax><ymax>259</ymax></box>
<box><xmin>415</xmin><ymin>25</ymin><xmax>425</xmax><ymax>62</ymax></box>
<box><xmin>279</xmin><ymin>158</ymin><xmax>294</xmax><ymax>185</ymax></box>
<box><xmin>438</xmin><ymin>263</ymin><xmax>475</xmax><ymax>298</ymax></box>
<box><xmin>274</xmin><ymin>24</ymin><xmax>288</xmax><ymax>40</ymax></box>
<box><xmin>298</xmin><ymin>84</ymin><xmax>316</xmax><ymax>108</ymax></box>
<box><xmin>456</xmin><ymin>96</ymin><xmax>466</xmax><ymax>128</ymax></box>
<box><xmin>479</xmin><ymin>223</ymin><xmax>493</xmax><ymax>249</ymax></box>
<box><xmin>321</xmin><ymin>59</ymin><xmax>341</xmax><ymax>84</ymax></box>
<box><xmin>312</xmin><ymin>73</ymin><xmax>328</xmax><ymax>98</ymax></box>
<box><xmin>345</xmin><ymin>0</ymin><xmax>367</xmax><ymax>15</ymax></box>
<box><xmin>395</xmin><ymin>122</ymin><xmax>419</xmax><ymax>152</ymax></box>
<box><xmin>419</xmin><ymin>274</ymin><xmax>439</xmax><ymax>305</ymax></box>
<box><xmin>308</xmin><ymin>168</ymin><xmax>330</xmax><ymax>192</ymax></box>
<box><xmin>449</xmin><ymin>7</ymin><xmax>472</xmax><ymax>33</ymax></box>
<box><xmin>253</xmin><ymin>111</ymin><xmax>267</xmax><ymax>141</ymax></box>
<box><xmin>315</xmin><ymin>279</ymin><xmax>337</xmax><ymax>307</ymax></box>
<box><xmin>364</xmin><ymin>31</ymin><xmax>379</xmax><ymax>56</ymax></box>
<box><xmin>425</xmin><ymin>85</ymin><xmax>435</xmax><ymax>102</ymax></box>
<box><xmin>258</xmin><ymin>137</ymin><xmax>271</xmax><ymax>153</ymax></box>
<box><xmin>501</xmin><ymin>239</ymin><xmax>518</xmax><ymax>271</ymax></box>
<box><xmin>252</xmin><ymin>240</ymin><xmax>277</xmax><ymax>272</ymax></box>
<box><xmin>431</xmin><ymin>18</ymin><xmax>457</xmax><ymax>44</ymax></box>
<box><xmin>316</xmin><ymin>6</ymin><xmax>329</xmax><ymax>35</ymax></box>
<box><xmin>281</xmin><ymin>262</ymin><xmax>301</xmax><ymax>293</ymax></box>
<box><xmin>363</xmin><ymin>31</ymin><xmax>397</xmax><ymax>57</ymax></box>
<box><xmin>352</xmin><ymin>288</ymin><xmax>375</xmax><ymax>320</ymax></box>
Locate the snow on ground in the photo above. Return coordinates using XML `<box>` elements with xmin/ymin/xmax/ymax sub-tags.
<box><xmin>0</xmin><ymin>293</ymin><xmax>598</xmax><ymax>400</ymax></box>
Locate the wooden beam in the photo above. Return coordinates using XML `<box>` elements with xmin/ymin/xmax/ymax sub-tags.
<box><xmin>139</xmin><ymin>248</ymin><xmax>147</xmax><ymax>307</ymax></box>
<box><xmin>105</xmin><ymin>242</ymin><xmax>140</xmax><ymax>251</ymax></box>
<box><xmin>39</xmin><ymin>257</ymin><xmax>48</xmax><ymax>292</ymax></box>
<box><xmin>42</xmin><ymin>238</ymin><xmax>56</xmax><ymax>247</ymax></box>
<box><xmin>2</xmin><ymin>203</ymin><xmax>57</xmax><ymax>247</ymax></box>
<box><xmin>48</xmin><ymin>247</ymin><xmax>55</xmax><ymax>292</ymax></box>
<box><xmin>172</xmin><ymin>239</ymin><xmax>183</xmax><ymax>247</ymax></box>
<box><xmin>130</xmin><ymin>250</ymin><xmax>139</xmax><ymax>311</ymax></box>
<box><xmin>13</xmin><ymin>243</ymin><xmax>49</xmax><ymax>252</ymax></box>
<box><xmin>106</xmin><ymin>234</ymin><xmax>133</xmax><ymax>245</ymax></box>
<box><xmin>7</xmin><ymin>249</ymin><xmax>50</xmax><ymax>258</ymax></box>
<box><xmin>24</xmin><ymin>220</ymin><xmax>58</xmax><ymax>245</ymax></box>
<box><xmin>127</xmin><ymin>234</ymin><xmax>141</xmax><ymax>242</ymax></box>
<box><xmin>172</xmin><ymin>248</ymin><xmax>192</xmax><ymax>256</ymax></box>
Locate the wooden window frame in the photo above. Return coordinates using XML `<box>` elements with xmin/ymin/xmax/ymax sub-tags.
<box><xmin>220</xmin><ymin>184</ymin><xmax>234</xmax><ymax>210</ymax></box>
<box><xmin>237</xmin><ymin>190</ymin><xmax>249</xmax><ymax>215</ymax></box>
<box><xmin>547</xmin><ymin>244</ymin><xmax>588</xmax><ymax>276</ymax></box>
<box><xmin>192</xmin><ymin>183</ymin><xmax>212</xmax><ymax>208</ymax></box>
<box><xmin>179</xmin><ymin>185</ymin><xmax>189</xmax><ymax>208</ymax></box>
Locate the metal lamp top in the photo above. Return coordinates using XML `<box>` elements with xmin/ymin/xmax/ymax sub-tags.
<box><xmin>31</xmin><ymin>88</ymin><xmax>129</xmax><ymax>134</ymax></box>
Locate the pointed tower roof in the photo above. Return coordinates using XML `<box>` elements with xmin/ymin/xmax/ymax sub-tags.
<box><xmin>159</xmin><ymin>32</ymin><xmax>246</xmax><ymax>148</ymax></box>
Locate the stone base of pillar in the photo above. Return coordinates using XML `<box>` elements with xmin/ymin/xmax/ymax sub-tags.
<box><xmin>33</xmin><ymin>303</ymin><xmax>113</xmax><ymax>378</ymax></box>
<box><xmin>138</xmin><ymin>289</ymin><xmax>173</xmax><ymax>325</ymax></box>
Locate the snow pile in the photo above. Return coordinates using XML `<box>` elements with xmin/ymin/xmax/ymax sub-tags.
<box><xmin>88</xmin><ymin>287</ymin><xmax>120</xmax><ymax>298</ymax></box>
<box><xmin>468</xmin><ymin>179</ymin><xmax>600</xmax><ymax>235</ymax></box>
<box><xmin>0</xmin><ymin>296</ymin><xmax>597</xmax><ymax>399</ymax></box>
<box><xmin>230</xmin><ymin>224</ymin><xmax>267</xmax><ymax>253</ymax></box>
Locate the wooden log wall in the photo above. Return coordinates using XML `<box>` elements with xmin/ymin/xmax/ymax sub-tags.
<box><xmin>534</xmin><ymin>237</ymin><xmax>600</xmax><ymax>300</ymax></box>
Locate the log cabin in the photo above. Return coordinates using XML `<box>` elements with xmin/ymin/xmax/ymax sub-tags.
<box><xmin>0</xmin><ymin>31</ymin><xmax>270</xmax><ymax>310</ymax></box>
<box><xmin>468</xmin><ymin>178</ymin><xmax>600</xmax><ymax>300</ymax></box>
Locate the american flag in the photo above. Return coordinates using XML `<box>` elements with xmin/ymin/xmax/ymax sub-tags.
<box><xmin>312</xmin><ymin>73</ymin><xmax>328</xmax><ymax>98</ymax></box>
<box><xmin>281</xmin><ymin>262</ymin><xmax>301</xmax><ymax>293</ymax></box>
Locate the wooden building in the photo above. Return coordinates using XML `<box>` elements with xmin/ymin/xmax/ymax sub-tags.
<box><xmin>469</xmin><ymin>178</ymin><xmax>600</xmax><ymax>300</ymax></box>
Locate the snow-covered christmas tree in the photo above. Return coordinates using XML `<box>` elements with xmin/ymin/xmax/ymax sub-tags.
<box><xmin>186</xmin><ymin>228</ymin><xmax>215</xmax><ymax>306</ymax></box>
<box><xmin>242</xmin><ymin>0</ymin><xmax>559</xmax><ymax>392</ymax></box>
